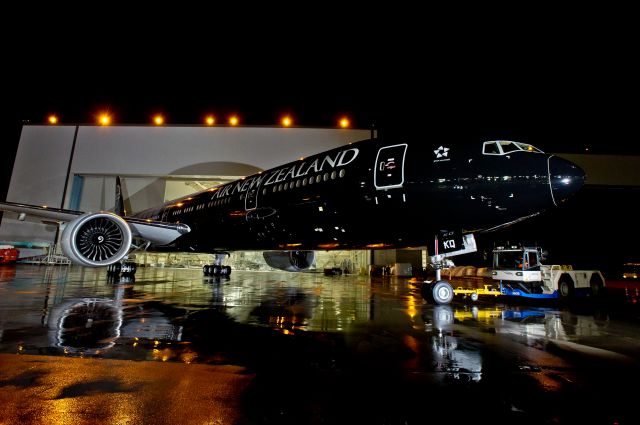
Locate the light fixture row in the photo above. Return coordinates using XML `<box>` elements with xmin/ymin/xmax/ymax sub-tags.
<box><xmin>46</xmin><ymin>114</ymin><xmax>352</xmax><ymax>128</ymax></box>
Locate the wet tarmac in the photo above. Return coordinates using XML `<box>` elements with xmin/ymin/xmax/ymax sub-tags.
<box><xmin>2</xmin><ymin>264</ymin><xmax>640</xmax><ymax>424</ymax></box>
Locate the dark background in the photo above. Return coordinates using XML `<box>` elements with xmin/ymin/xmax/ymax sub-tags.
<box><xmin>1</xmin><ymin>8</ymin><xmax>637</xmax><ymax>277</ymax></box>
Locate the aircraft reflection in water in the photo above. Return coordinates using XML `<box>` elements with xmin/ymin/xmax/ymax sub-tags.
<box><xmin>47</xmin><ymin>280</ymin><xmax>183</xmax><ymax>356</ymax></box>
<box><xmin>419</xmin><ymin>303</ymin><xmax>609</xmax><ymax>382</ymax></box>
<box><xmin>206</xmin><ymin>273</ymin><xmax>372</xmax><ymax>333</ymax></box>
<box><xmin>0</xmin><ymin>267</ymin><xmax>183</xmax><ymax>358</ymax></box>
<box><xmin>0</xmin><ymin>267</ymin><xmax>609</xmax><ymax>368</ymax></box>
<box><xmin>48</xmin><ymin>297</ymin><xmax>123</xmax><ymax>354</ymax></box>
<box><xmin>422</xmin><ymin>306</ymin><xmax>483</xmax><ymax>382</ymax></box>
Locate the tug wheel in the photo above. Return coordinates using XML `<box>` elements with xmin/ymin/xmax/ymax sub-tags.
<box><xmin>558</xmin><ymin>275</ymin><xmax>574</xmax><ymax>299</ymax></box>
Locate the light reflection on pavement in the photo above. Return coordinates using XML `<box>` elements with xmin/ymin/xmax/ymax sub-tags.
<box><xmin>2</xmin><ymin>264</ymin><xmax>640</xmax><ymax>424</ymax></box>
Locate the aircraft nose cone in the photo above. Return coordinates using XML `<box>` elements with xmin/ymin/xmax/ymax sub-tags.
<box><xmin>548</xmin><ymin>156</ymin><xmax>585</xmax><ymax>205</ymax></box>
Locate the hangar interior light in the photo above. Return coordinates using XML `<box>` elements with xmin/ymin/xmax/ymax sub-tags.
<box><xmin>153</xmin><ymin>115</ymin><xmax>165</xmax><ymax>125</ymax></box>
<box><xmin>205</xmin><ymin>115</ymin><xmax>215</xmax><ymax>126</ymax></box>
<box><xmin>48</xmin><ymin>115</ymin><xmax>58</xmax><ymax>124</ymax></box>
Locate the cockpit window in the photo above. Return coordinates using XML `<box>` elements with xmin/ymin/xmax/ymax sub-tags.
<box><xmin>515</xmin><ymin>142</ymin><xmax>543</xmax><ymax>153</ymax></box>
<box><xmin>482</xmin><ymin>140</ymin><xmax>544</xmax><ymax>155</ymax></box>
<box><xmin>499</xmin><ymin>141</ymin><xmax>520</xmax><ymax>154</ymax></box>
<box><xmin>483</xmin><ymin>141</ymin><xmax>501</xmax><ymax>155</ymax></box>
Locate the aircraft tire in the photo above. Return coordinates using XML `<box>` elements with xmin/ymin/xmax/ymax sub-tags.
<box><xmin>109</xmin><ymin>263</ymin><xmax>122</xmax><ymax>274</ymax></box>
<box><xmin>120</xmin><ymin>262</ymin><xmax>136</xmax><ymax>276</ymax></box>
<box><xmin>432</xmin><ymin>280</ymin><xmax>454</xmax><ymax>305</ymax></box>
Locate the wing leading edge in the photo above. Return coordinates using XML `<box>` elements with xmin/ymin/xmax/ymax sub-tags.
<box><xmin>0</xmin><ymin>201</ymin><xmax>190</xmax><ymax>246</ymax></box>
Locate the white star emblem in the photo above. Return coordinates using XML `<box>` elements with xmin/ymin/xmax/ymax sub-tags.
<box><xmin>434</xmin><ymin>146</ymin><xmax>449</xmax><ymax>158</ymax></box>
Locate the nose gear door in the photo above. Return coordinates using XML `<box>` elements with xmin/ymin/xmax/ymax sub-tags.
<box><xmin>374</xmin><ymin>144</ymin><xmax>407</xmax><ymax>190</ymax></box>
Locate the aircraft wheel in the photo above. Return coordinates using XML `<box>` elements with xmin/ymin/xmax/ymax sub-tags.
<box><xmin>212</xmin><ymin>265</ymin><xmax>221</xmax><ymax>276</ymax></box>
<box><xmin>558</xmin><ymin>275</ymin><xmax>574</xmax><ymax>299</ymax></box>
<box><xmin>121</xmin><ymin>262</ymin><xmax>136</xmax><ymax>275</ymax></box>
<box><xmin>203</xmin><ymin>265</ymin><xmax>210</xmax><ymax>276</ymax></box>
<box><xmin>224</xmin><ymin>266</ymin><xmax>232</xmax><ymax>276</ymax></box>
<box><xmin>432</xmin><ymin>280</ymin><xmax>454</xmax><ymax>305</ymax></box>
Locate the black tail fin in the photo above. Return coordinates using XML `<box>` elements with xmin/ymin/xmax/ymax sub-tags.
<box><xmin>114</xmin><ymin>176</ymin><xmax>126</xmax><ymax>216</ymax></box>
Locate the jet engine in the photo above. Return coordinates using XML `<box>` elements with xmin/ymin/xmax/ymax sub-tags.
<box><xmin>60</xmin><ymin>212</ymin><xmax>132</xmax><ymax>267</ymax></box>
<box><xmin>263</xmin><ymin>250</ymin><xmax>316</xmax><ymax>272</ymax></box>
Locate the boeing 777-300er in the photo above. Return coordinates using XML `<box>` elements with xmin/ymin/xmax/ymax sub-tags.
<box><xmin>0</xmin><ymin>137</ymin><xmax>585</xmax><ymax>304</ymax></box>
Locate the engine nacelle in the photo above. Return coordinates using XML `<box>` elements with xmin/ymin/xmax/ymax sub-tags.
<box><xmin>60</xmin><ymin>212</ymin><xmax>132</xmax><ymax>267</ymax></box>
<box><xmin>263</xmin><ymin>250</ymin><xmax>316</xmax><ymax>272</ymax></box>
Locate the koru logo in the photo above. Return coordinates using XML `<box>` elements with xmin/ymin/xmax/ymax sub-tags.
<box><xmin>434</xmin><ymin>146</ymin><xmax>450</xmax><ymax>158</ymax></box>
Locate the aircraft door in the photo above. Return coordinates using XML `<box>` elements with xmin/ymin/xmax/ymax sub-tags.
<box><xmin>374</xmin><ymin>144</ymin><xmax>407</xmax><ymax>190</ymax></box>
<box><xmin>245</xmin><ymin>186</ymin><xmax>259</xmax><ymax>211</ymax></box>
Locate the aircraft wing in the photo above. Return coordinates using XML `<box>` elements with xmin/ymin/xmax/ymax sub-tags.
<box><xmin>0</xmin><ymin>201</ymin><xmax>81</xmax><ymax>221</ymax></box>
<box><xmin>0</xmin><ymin>201</ymin><xmax>190</xmax><ymax>246</ymax></box>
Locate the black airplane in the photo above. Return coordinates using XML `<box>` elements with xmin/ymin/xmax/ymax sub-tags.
<box><xmin>0</xmin><ymin>137</ymin><xmax>585</xmax><ymax>304</ymax></box>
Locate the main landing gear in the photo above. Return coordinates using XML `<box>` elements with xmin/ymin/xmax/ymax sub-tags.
<box><xmin>106</xmin><ymin>260</ymin><xmax>137</xmax><ymax>284</ymax></box>
<box><xmin>203</xmin><ymin>253</ymin><xmax>232</xmax><ymax>277</ymax></box>
<box><xmin>107</xmin><ymin>261</ymin><xmax>137</xmax><ymax>276</ymax></box>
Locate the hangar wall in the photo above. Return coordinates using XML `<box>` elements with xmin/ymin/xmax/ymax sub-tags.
<box><xmin>1</xmin><ymin>125</ymin><xmax>371</xmax><ymax>243</ymax></box>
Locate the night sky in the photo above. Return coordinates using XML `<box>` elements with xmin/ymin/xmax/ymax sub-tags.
<box><xmin>2</xmin><ymin>9</ymin><xmax>637</xmax><ymax>200</ymax></box>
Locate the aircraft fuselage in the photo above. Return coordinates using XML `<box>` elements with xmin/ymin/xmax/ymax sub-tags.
<box><xmin>132</xmin><ymin>138</ymin><xmax>584</xmax><ymax>252</ymax></box>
